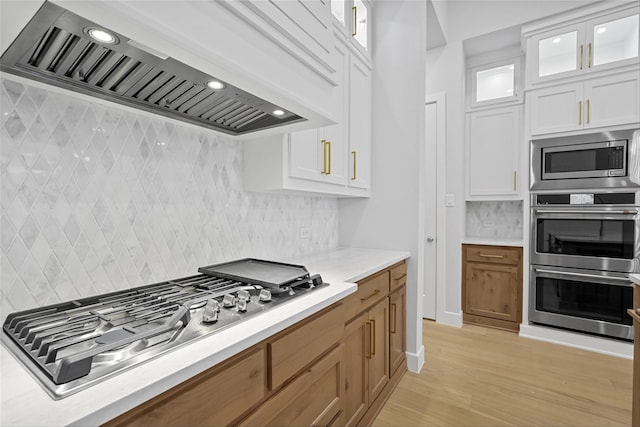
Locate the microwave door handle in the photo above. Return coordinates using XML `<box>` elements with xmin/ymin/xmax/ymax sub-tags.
<box><xmin>534</xmin><ymin>209</ymin><xmax>638</xmax><ymax>215</ymax></box>
<box><xmin>534</xmin><ymin>268</ymin><xmax>632</xmax><ymax>284</ymax></box>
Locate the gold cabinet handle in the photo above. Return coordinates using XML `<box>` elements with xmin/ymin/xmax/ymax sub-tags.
<box><xmin>588</xmin><ymin>42</ymin><xmax>592</xmax><ymax>68</ymax></box>
<box><xmin>391</xmin><ymin>303</ymin><xmax>397</xmax><ymax>334</ymax></box>
<box><xmin>578</xmin><ymin>100</ymin><xmax>582</xmax><ymax>125</ymax></box>
<box><xmin>370</xmin><ymin>318</ymin><xmax>376</xmax><ymax>356</ymax></box>
<box><xmin>580</xmin><ymin>44</ymin><xmax>583</xmax><ymax>70</ymax></box>
<box><xmin>320</xmin><ymin>140</ymin><xmax>329</xmax><ymax>174</ymax></box>
<box><xmin>587</xmin><ymin>99</ymin><xmax>590</xmax><ymax>124</ymax></box>
<box><xmin>513</xmin><ymin>170</ymin><xmax>517</xmax><ymax>192</ymax></box>
<box><xmin>352</xmin><ymin>6</ymin><xmax>357</xmax><ymax>36</ymax></box>
<box><xmin>365</xmin><ymin>321</ymin><xmax>372</xmax><ymax>359</ymax></box>
<box><xmin>351</xmin><ymin>151</ymin><xmax>357</xmax><ymax>180</ymax></box>
<box><xmin>360</xmin><ymin>289</ymin><xmax>380</xmax><ymax>302</ymax></box>
<box><xmin>327</xmin><ymin>140</ymin><xmax>331</xmax><ymax>175</ymax></box>
<box><xmin>479</xmin><ymin>253</ymin><xmax>504</xmax><ymax>259</ymax></box>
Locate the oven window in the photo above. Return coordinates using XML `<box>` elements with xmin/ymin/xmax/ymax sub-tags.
<box><xmin>535</xmin><ymin>277</ymin><xmax>633</xmax><ymax>325</ymax></box>
<box><xmin>536</xmin><ymin>218</ymin><xmax>634</xmax><ymax>259</ymax></box>
<box><xmin>544</xmin><ymin>147</ymin><xmax>612</xmax><ymax>173</ymax></box>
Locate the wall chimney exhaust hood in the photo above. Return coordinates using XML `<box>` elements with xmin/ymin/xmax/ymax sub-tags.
<box><xmin>0</xmin><ymin>1</ymin><xmax>306</xmax><ymax>135</ymax></box>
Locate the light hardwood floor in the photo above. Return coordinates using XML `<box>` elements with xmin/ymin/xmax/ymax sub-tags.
<box><xmin>373</xmin><ymin>320</ymin><xmax>633</xmax><ymax>427</ymax></box>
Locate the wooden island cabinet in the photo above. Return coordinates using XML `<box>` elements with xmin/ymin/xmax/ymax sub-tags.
<box><xmin>104</xmin><ymin>260</ymin><xmax>407</xmax><ymax>427</ymax></box>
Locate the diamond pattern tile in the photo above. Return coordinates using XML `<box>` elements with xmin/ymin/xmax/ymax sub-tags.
<box><xmin>1</xmin><ymin>76</ymin><xmax>339</xmax><ymax>315</ymax></box>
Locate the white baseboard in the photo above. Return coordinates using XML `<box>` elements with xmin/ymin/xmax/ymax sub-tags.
<box><xmin>519</xmin><ymin>324</ymin><xmax>633</xmax><ymax>359</ymax></box>
<box><xmin>406</xmin><ymin>344</ymin><xmax>425</xmax><ymax>373</ymax></box>
<box><xmin>436</xmin><ymin>310</ymin><xmax>462</xmax><ymax>328</ymax></box>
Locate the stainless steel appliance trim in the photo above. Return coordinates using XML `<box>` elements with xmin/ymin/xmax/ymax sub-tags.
<box><xmin>534</xmin><ymin>208</ymin><xmax>638</xmax><ymax>215</ymax></box>
<box><xmin>530</xmin><ymin>128</ymin><xmax>640</xmax><ymax>191</ymax></box>
<box><xmin>529</xmin><ymin>265</ymin><xmax>634</xmax><ymax>340</ymax></box>
<box><xmin>533</xmin><ymin>267</ymin><xmax>633</xmax><ymax>285</ymax></box>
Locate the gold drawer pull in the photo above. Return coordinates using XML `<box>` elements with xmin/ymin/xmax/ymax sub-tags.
<box><xmin>360</xmin><ymin>289</ymin><xmax>380</xmax><ymax>301</ymax></box>
<box><xmin>370</xmin><ymin>319</ymin><xmax>376</xmax><ymax>355</ymax></box>
<box><xmin>394</xmin><ymin>273</ymin><xmax>407</xmax><ymax>281</ymax></box>
<box><xmin>391</xmin><ymin>303</ymin><xmax>397</xmax><ymax>334</ymax></box>
<box><xmin>479</xmin><ymin>253</ymin><xmax>504</xmax><ymax>259</ymax></box>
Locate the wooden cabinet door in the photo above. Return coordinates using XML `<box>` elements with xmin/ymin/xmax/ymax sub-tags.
<box><xmin>465</xmin><ymin>262</ymin><xmax>519</xmax><ymax>322</ymax></box>
<box><xmin>344</xmin><ymin>312</ymin><xmax>368</xmax><ymax>427</ymax></box>
<box><xmin>389</xmin><ymin>286</ymin><xmax>406</xmax><ymax>376</ymax></box>
<box><xmin>367</xmin><ymin>298</ymin><xmax>389</xmax><ymax>403</ymax></box>
<box><xmin>529</xmin><ymin>83</ymin><xmax>583</xmax><ymax>135</ymax></box>
<box><xmin>584</xmin><ymin>72</ymin><xmax>640</xmax><ymax>129</ymax></box>
<box><xmin>239</xmin><ymin>345</ymin><xmax>344</xmax><ymax>427</ymax></box>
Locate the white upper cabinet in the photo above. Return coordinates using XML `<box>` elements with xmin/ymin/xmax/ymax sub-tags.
<box><xmin>348</xmin><ymin>56</ymin><xmax>372</xmax><ymax>190</ymax></box>
<box><xmin>524</xmin><ymin>3</ymin><xmax>639</xmax><ymax>87</ymax></box>
<box><xmin>243</xmin><ymin>33</ymin><xmax>371</xmax><ymax>197</ymax></box>
<box><xmin>465</xmin><ymin>106</ymin><xmax>523</xmax><ymax>200</ymax></box>
<box><xmin>468</xmin><ymin>56</ymin><xmax>523</xmax><ymax>110</ymax></box>
<box><xmin>352</xmin><ymin>0</ymin><xmax>369</xmax><ymax>52</ymax></box>
<box><xmin>529</xmin><ymin>71</ymin><xmax>640</xmax><ymax>135</ymax></box>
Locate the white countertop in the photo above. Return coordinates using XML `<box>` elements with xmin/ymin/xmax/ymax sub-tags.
<box><xmin>0</xmin><ymin>247</ymin><xmax>409</xmax><ymax>427</ymax></box>
<box><xmin>631</xmin><ymin>273</ymin><xmax>640</xmax><ymax>285</ymax></box>
<box><xmin>462</xmin><ymin>238</ymin><xmax>524</xmax><ymax>247</ymax></box>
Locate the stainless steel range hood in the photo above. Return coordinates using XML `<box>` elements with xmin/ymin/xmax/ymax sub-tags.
<box><xmin>0</xmin><ymin>1</ymin><xmax>306</xmax><ymax>135</ymax></box>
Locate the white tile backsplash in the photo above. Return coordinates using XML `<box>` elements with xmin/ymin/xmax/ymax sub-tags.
<box><xmin>465</xmin><ymin>201</ymin><xmax>523</xmax><ymax>241</ymax></box>
<box><xmin>0</xmin><ymin>77</ymin><xmax>338</xmax><ymax>318</ymax></box>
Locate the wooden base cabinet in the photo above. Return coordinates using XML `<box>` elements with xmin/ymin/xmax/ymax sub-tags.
<box><xmin>462</xmin><ymin>244</ymin><xmax>523</xmax><ymax>332</ymax></box>
<box><xmin>389</xmin><ymin>285</ymin><xmax>406</xmax><ymax>376</ymax></box>
<box><xmin>343</xmin><ymin>262</ymin><xmax>407</xmax><ymax>427</ymax></box>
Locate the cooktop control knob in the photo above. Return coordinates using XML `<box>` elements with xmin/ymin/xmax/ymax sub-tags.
<box><xmin>237</xmin><ymin>290</ymin><xmax>251</xmax><ymax>301</ymax></box>
<box><xmin>259</xmin><ymin>289</ymin><xmax>272</xmax><ymax>302</ymax></box>
<box><xmin>202</xmin><ymin>300</ymin><xmax>220</xmax><ymax>323</ymax></box>
<box><xmin>237</xmin><ymin>298</ymin><xmax>248</xmax><ymax>312</ymax></box>
<box><xmin>310</xmin><ymin>274</ymin><xmax>323</xmax><ymax>287</ymax></box>
<box><xmin>222</xmin><ymin>294</ymin><xmax>236</xmax><ymax>308</ymax></box>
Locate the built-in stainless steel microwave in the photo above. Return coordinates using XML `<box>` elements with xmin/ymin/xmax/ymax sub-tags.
<box><xmin>530</xmin><ymin>129</ymin><xmax>640</xmax><ymax>191</ymax></box>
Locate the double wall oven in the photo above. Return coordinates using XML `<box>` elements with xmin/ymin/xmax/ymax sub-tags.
<box><xmin>529</xmin><ymin>129</ymin><xmax>640</xmax><ymax>340</ymax></box>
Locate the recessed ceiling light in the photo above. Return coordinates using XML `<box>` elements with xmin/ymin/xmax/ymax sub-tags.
<box><xmin>86</xmin><ymin>27</ymin><xmax>118</xmax><ymax>44</ymax></box>
<box><xmin>596</xmin><ymin>27</ymin><xmax>607</xmax><ymax>34</ymax></box>
<box><xmin>207</xmin><ymin>80</ymin><xmax>225</xmax><ymax>90</ymax></box>
<box><xmin>552</xmin><ymin>37</ymin><xmax>562</xmax><ymax>44</ymax></box>
<box><xmin>273</xmin><ymin>109</ymin><xmax>285</xmax><ymax>116</ymax></box>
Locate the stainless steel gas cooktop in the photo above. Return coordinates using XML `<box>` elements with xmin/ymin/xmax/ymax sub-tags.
<box><xmin>1</xmin><ymin>258</ymin><xmax>327</xmax><ymax>399</ymax></box>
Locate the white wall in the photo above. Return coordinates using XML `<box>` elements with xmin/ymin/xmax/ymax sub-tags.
<box><xmin>339</xmin><ymin>0</ymin><xmax>427</xmax><ymax>372</ymax></box>
<box><xmin>426</xmin><ymin>0</ymin><xmax>601</xmax><ymax>326</ymax></box>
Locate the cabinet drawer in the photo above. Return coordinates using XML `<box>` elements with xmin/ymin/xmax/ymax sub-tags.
<box><xmin>390</xmin><ymin>262</ymin><xmax>407</xmax><ymax>292</ymax></box>
<box><xmin>104</xmin><ymin>347</ymin><xmax>265</xmax><ymax>427</ymax></box>
<box><xmin>269</xmin><ymin>304</ymin><xmax>345</xmax><ymax>390</ymax></box>
<box><xmin>343</xmin><ymin>271</ymin><xmax>390</xmax><ymax>322</ymax></box>
<box><xmin>464</xmin><ymin>245</ymin><xmax>521</xmax><ymax>265</ymax></box>
<box><xmin>239</xmin><ymin>344</ymin><xmax>344</xmax><ymax>427</ymax></box>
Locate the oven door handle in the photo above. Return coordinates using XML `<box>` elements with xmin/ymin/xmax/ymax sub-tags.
<box><xmin>534</xmin><ymin>268</ymin><xmax>631</xmax><ymax>284</ymax></box>
<box><xmin>533</xmin><ymin>209</ymin><xmax>638</xmax><ymax>215</ymax></box>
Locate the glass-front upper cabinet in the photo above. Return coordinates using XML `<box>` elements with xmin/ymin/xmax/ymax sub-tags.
<box><xmin>331</xmin><ymin>0</ymin><xmax>345</xmax><ymax>26</ymax></box>
<box><xmin>525</xmin><ymin>5</ymin><xmax>639</xmax><ymax>85</ymax></box>
<box><xmin>352</xmin><ymin>0</ymin><xmax>368</xmax><ymax>51</ymax></box>
<box><xmin>330</xmin><ymin>0</ymin><xmax>371</xmax><ymax>56</ymax></box>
